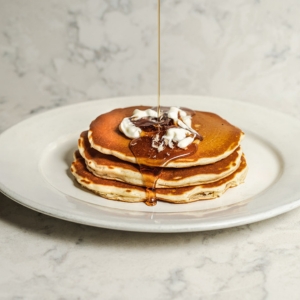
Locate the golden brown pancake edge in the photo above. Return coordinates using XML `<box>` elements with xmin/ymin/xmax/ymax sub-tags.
<box><xmin>71</xmin><ymin>151</ymin><xmax>248</xmax><ymax>204</ymax></box>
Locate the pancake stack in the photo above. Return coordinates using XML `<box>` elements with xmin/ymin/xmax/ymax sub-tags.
<box><xmin>71</xmin><ymin>106</ymin><xmax>247</xmax><ymax>205</ymax></box>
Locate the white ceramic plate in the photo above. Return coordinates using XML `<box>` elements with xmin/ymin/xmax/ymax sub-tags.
<box><xmin>1</xmin><ymin>95</ymin><xmax>300</xmax><ymax>232</ymax></box>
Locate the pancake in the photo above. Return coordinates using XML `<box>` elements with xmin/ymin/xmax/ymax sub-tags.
<box><xmin>71</xmin><ymin>151</ymin><xmax>248</xmax><ymax>204</ymax></box>
<box><xmin>88</xmin><ymin>106</ymin><xmax>244</xmax><ymax>168</ymax></box>
<box><xmin>79</xmin><ymin>131</ymin><xmax>243</xmax><ymax>188</ymax></box>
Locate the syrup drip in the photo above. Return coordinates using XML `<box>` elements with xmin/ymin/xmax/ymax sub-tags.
<box><xmin>129</xmin><ymin>108</ymin><xmax>199</xmax><ymax>206</ymax></box>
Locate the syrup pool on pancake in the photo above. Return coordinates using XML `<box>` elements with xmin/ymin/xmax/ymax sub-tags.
<box><xmin>119</xmin><ymin>106</ymin><xmax>203</xmax><ymax>206</ymax></box>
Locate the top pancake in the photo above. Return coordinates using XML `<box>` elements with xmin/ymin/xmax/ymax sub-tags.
<box><xmin>88</xmin><ymin>106</ymin><xmax>244</xmax><ymax>168</ymax></box>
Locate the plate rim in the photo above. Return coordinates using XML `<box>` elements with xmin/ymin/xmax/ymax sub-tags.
<box><xmin>1</xmin><ymin>95</ymin><xmax>300</xmax><ymax>232</ymax></box>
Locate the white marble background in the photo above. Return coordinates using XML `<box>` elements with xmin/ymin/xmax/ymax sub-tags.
<box><xmin>1</xmin><ymin>0</ymin><xmax>300</xmax><ymax>299</ymax></box>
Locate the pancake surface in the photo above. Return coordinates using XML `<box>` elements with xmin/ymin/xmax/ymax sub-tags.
<box><xmin>88</xmin><ymin>106</ymin><xmax>244</xmax><ymax>168</ymax></box>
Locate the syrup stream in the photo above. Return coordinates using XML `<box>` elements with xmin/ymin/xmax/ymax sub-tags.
<box><xmin>157</xmin><ymin>0</ymin><xmax>161</xmax><ymax>119</ymax></box>
<box><xmin>129</xmin><ymin>1</ymin><xmax>200</xmax><ymax>206</ymax></box>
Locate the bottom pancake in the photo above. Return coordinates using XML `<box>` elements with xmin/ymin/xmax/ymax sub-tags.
<box><xmin>71</xmin><ymin>151</ymin><xmax>248</xmax><ymax>204</ymax></box>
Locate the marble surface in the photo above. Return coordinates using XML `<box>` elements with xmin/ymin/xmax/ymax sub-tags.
<box><xmin>1</xmin><ymin>0</ymin><xmax>300</xmax><ymax>299</ymax></box>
